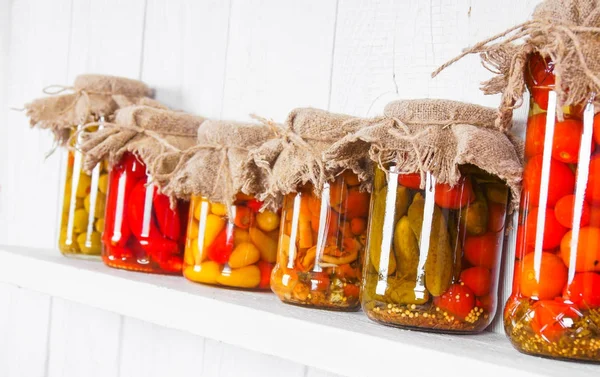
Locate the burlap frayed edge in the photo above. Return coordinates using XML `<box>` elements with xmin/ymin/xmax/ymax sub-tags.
<box><xmin>328</xmin><ymin>118</ymin><xmax>523</xmax><ymax>214</ymax></box>
<box><xmin>432</xmin><ymin>1</ymin><xmax>600</xmax><ymax>130</ymax></box>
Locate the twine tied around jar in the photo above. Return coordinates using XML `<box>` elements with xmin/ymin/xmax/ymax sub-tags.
<box><xmin>432</xmin><ymin>0</ymin><xmax>600</xmax><ymax>130</ymax></box>
<box><xmin>24</xmin><ymin>74</ymin><xmax>154</xmax><ymax>147</ymax></box>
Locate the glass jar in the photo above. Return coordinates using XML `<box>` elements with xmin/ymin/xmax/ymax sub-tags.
<box><xmin>362</xmin><ymin>164</ymin><xmax>508</xmax><ymax>333</ymax></box>
<box><xmin>270</xmin><ymin>171</ymin><xmax>368</xmax><ymax>310</ymax></box>
<box><xmin>183</xmin><ymin>195</ymin><xmax>278</xmax><ymax>290</ymax></box>
<box><xmin>58</xmin><ymin>125</ymin><xmax>107</xmax><ymax>257</ymax></box>
<box><xmin>504</xmin><ymin>53</ymin><xmax>600</xmax><ymax>362</ymax></box>
<box><xmin>102</xmin><ymin>152</ymin><xmax>188</xmax><ymax>274</ymax></box>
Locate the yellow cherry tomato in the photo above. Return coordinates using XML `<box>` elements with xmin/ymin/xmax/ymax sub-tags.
<box><xmin>75</xmin><ymin>174</ymin><xmax>92</xmax><ymax>198</ymax></box>
<box><xmin>98</xmin><ymin>174</ymin><xmax>109</xmax><ymax>194</ymax></box>
<box><xmin>256</xmin><ymin>211</ymin><xmax>281</xmax><ymax>232</ymax></box>
<box><xmin>76</xmin><ymin>232</ymin><xmax>102</xmax><ymax>255</ymax></box>
<box><xmin>202</xmin><ymin>214</ymin><xmax>226</xmax><ymax>248</ymax></box>
<box><xmin>210</xmin><ymin>203</ymin><xmax>228</xmax><ymax>216</ymax></box>
<box><xmin>73</xmin><ymin>209</ymin><xmax>89</xmax><ymax>234</ymax></box>
<box><xmin>95</xmin><ymin>218</ymin><xmax>105</xmax><ymax>233</ymax></box>
<box><xmin>84</xmin><ymin>192</ymin><xmax>106</xmax><ymax>218</ymax></box>
<box><xmin>233</xmin><ymin>229</ymin><xmax>250</xmax><ymax>245</ymax></box>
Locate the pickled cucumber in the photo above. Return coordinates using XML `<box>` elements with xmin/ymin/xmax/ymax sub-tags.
<box><xmin>386</xmin><ymin>277</ymin><xmax>429</xmax><ymax>305</ymax></box>
<box><xmin>367</xmin><ymin>186</ymin><xmax>397</xmax><ymax>275</ymax></box>
<box><xmin>393</xmin><ymin>216</ymin><xmax>419</xmax><ymax>279</ymax></box>
<box><xmin>459</xmin><ymin>186</ymin><xmax>488</xmax><ymax>236</ymax></box>
<box><xmin>407</xmin><ymin>194</ymin><xmax>453</xmax><ymax>296</ymax></box>
<box><xmin>394</xmin><ymin>186</ymin><xmax>411</xmax><ymax>224</ymax></box>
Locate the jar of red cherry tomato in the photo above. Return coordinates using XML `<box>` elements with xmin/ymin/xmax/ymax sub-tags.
<box><xmin>505</xmin><ymin>53</ymin><xmax>600</xmax><ymax>362</ymax></box>
<box><xmin>103</xmin><ymin>153</ymin><xmax>188</xmax><ymax>274</ymax></box>
<box><xmin>270</xmin><ymin>171</ymin><xmax>368</xmax><ymax>310</ymax></box>
<box><xmin>183</xmin><ymin>194</ymin><xmax>278</xmax><ymax>289</ymax></box>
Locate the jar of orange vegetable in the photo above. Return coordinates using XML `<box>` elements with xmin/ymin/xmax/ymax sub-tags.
<box><xmin>24</xmin><ymin>74</ymin><xmax>153</xmax><ymax>257</ymax></box>
<box><xmin>326</xmin><ymin>99</ymin><xmax>523</xmax><ymax>329</ymax></box>
<box><xmin>247</xmin><ymin>108</ymin><xmax>373</xmax><ymax>310</ymax></box>
<box><xmin>504</xmin><ymin>52</ymin><xmax>600</xmax><ymax>361</ymax></box>
<box><xmin>158</xmin><ymin>119</ymin><xmax>280</xmax><ymax>288</ymax></box>
<box><xmin>270</xmin><ymin>172</ymin><xmax>369</xmax><ymax>309</ymax></box>
<box><xmin>80</xmin><ymin>105</ymin><xmax>203</xmax><ymax>274</ymax></box>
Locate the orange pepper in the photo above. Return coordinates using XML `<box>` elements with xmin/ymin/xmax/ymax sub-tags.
<box><xmin>233</xmin><ymin>206</ymin><xmax>252</xmax><ymax>229</ymax></box>
<box><xmin>344</xmin><ymin>188</ymin><xmax>370</xmax><ymax>218</ymax></box>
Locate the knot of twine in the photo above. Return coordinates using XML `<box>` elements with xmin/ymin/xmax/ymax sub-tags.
<box><xmin>68</xmin><ymin>120</ymin><xmax>186</xmax><ymax>155</ymax></box>
<box><xmin>39</xmin><ymin>84</ymin><xmax>121</xmax><ymax>118</ymax></box>
<box><xmin>431</xmin><ymin>15</ymin><xmax>600</xmax><ymax>128</ymax></box>
<box><xmin>382</xmin><ymin>116</ymin><xmax>434</xmax><ymax>186</ymax></box>
<box><xmin>250</xmin><ymin>114</ymin><xmax>336</xmax><ymax>190</ymax></box>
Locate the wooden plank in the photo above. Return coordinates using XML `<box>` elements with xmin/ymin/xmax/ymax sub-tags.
<box><xmin>221</xmin><ymin>0</ymin><xmax>337</xmax><ymax>122</ymax></box>
<box><xmin>118</xmin><ymin>318</ymin><xmax>205</xmax><ymax>377</ymax></box>
<box><xmin>2</xmin><ymin>245</ymin><xmax>599</xmax><ymax>377</ymax></box>
<box><xmin>0</xmin><ymin>0</ymin><xmax>72</xmax><ymax>248</ymax></box>
<box><xmin>203</xmin><ymin>339</ymin><xmax>305</xmax><ymax>377</ymax></box>
<box><xmin>0</xmin><ymin>283</ymin><xmax>51</xmax><ymax>377</ymax></box>
<box><xmin>46</xmin><ymin>298</ymin><xmax>121</xmax><ymax>377</ymax></box>
<box><xmin>67</xmin><ymin>0</ymin><xmax>146</xmax><ymax>80</ymax></box>
<box><xmin>141</xmin><ymin>0</ymin><xmax>231</xmax><ymax>118</ymax></box>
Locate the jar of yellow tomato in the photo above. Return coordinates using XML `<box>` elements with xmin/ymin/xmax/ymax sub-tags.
<box><xmin>270</xmin><ymin>171</ymin><xmax>369</xmax><ymax>310</ymax></box>
<box><xmin>183</xmin><ymin>194</ymin><xmax>279</xmax><ymax>289</ymax></box>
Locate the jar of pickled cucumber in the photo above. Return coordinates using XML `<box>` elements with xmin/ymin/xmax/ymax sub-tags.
<box><xmin>183</xmin><ymin>194</ymin><xmax>278</xmax><ymax>289</ymax></box>
<box><xmin>270</xmin><ymin>171</ymin><xmax>368</xmax><ymax>310</ymax></box>
<box><xmin>103</xmin><ymin>152</ymin><xmax>188</xmax><ymax>274</ymax></box>
<box><xmin>504</xmin><ymin>53</ymin><xmax>600</xmax><ymax>362</ymax></box>
<box><xmin>59</xmin><ymin>124</ymin><xmax>107</xmax><ymax>257</ymax></box>
<box><xmin>362</xmin><ymin>164</ymin><xmax>508</xmax><ymax>332</ymax></box>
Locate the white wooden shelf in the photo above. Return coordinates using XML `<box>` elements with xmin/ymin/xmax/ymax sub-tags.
<box><xmin>0</xmin><ymin>245</ymin><xmax>598</xmax><ymax>377</ymax></box>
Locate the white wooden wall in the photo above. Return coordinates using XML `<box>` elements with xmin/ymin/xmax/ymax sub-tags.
<box><xmin>0</xmin><ymin>0</ymin><xmax>538</xmax><ymax>376</ymax></box>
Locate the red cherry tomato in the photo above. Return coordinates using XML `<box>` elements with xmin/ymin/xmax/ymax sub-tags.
<box><xmin>398</xmin><ymin>173</ymin><xmax>422</xmax><ymax>190</ymax></box>
<box><xmin>311</xmin><ymin>271</ymin><xmax>331</xmax><ymax>291</ymax></box>
<box><xmin>530</xmin><ymin>300</ymin><xmax>582</xmax><ymax>343</ymax></box>
<box><xmin>460</xmin><ymin>267</ymin><xmax>492</xmax><ymax>297</ymax></box>
<box><xmin>524</xmin><ymin>207</ymin><xmax>568</xmax><ymax>249</ymax></box>
<box><xmin>563</xmin><ymin>272</ymin><xmax>600</xmax><ymax>309</ymax></box>
<box><xmin>433</xmin><ymin>284</ymin><xmax>476</xmax><ymax>320</ymax></box>
<box><xmin>246</xmin><ymin>199</ymin><xmax>263</xmax><ymax>213</ymax></box>
<box><xmin>525</xmin><ymin>53</ymin><xmax>555</xmax><ymax>88</ymax></box>
<box><xmin>488</xmin><ymin>202</ymin><xmax>506</xmax><ymax>233</ymax></box>
<box><xmin>343</xmin><ymin>283</ymin><xmax>360</xmax><ymax>299</ymax></box>
<box><xmin>522</xmin><ymin>155</ymin><xmax>575</xmax><ymax>207</ymax></box>
<box><xmin>524</xmin><ymin>113</ymin><xmax>547</xmax><ymax>158</ymax></box>
<box><xmin>585</xmin><ymin>155</ymin><xmax>600</xmax><ymax>205</ymax></box>
<box><xmin>554</xmin><ymin>194</ymin><xmax>591</xmax><ymax>229</ymax></box>
<box><xmin>434</xmin><ymin>177</ymin><xmax>475</xmax><ymax>209</ymax></box>
<box><xmin>531</xmin><ymin>87</ymin><xmax>551</xmax><ymax>111</ymax></box>
<box><xmin>552</xmin><ymin>118</ymin><xmax>591</xmax><ymax>163</ymax></box>
<box><xmin>463</xmin><ymin>232</ymin><xmax>501</xmax><ymax>269</ymax></box>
